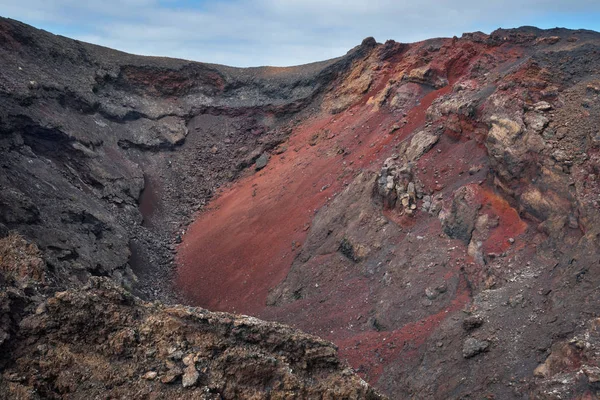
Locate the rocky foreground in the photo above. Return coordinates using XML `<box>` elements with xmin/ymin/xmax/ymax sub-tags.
<box><xmin>2</xmin><ymin>16</ymin><xmax>600</xmax><ymax>399</ymax></box>
<box><xmin>0</xmin><ymin>234</ymin><xmax>381</xmax><ymax>399</ymax></box>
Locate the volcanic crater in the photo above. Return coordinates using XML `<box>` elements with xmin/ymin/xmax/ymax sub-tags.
<box><xmin>2</xmin><ymin>18</ymin><xmax>600</xmax><ymax>400</ymax></box>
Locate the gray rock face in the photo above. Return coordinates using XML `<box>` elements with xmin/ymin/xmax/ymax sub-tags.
<box><xmin>405</xmin><ymin>130</ymin><xmax>439</xmax><ymax>161</ymax></box>
<box><xmin>440</xmin><ymin>186</ymin><xmax>481</xmax><ymax>244</ymax></box>
<box><xmin>375</xmin><ymin>157</ymin><xmax>423</xmax><ymax>215</ymax></box>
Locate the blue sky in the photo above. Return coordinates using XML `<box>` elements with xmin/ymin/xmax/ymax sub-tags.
<box><xmin>1</xmin><ymin>0</ymin><xmax>600</xmax><ymax>67</ymax></box>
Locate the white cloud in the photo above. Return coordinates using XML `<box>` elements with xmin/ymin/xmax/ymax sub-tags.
<box><xmin>0</xmin><ymin>0</ymin><xmax>599</xmax><ymax>66</ymax></box>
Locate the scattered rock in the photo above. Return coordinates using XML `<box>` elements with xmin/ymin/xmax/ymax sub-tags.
<box><xmin>440</xmin><ymin>186</ymin><xmax>481</xmax><ymax>244</ymax></box>
<box><xmin>535</xmin><ymin>36</ymin><xmax>561</xmax><ymax>45</ymax></box>
<box><xmin>160</xmin><ymin>368</ymin><xmax>182</xmax><ymax>384</ymax></box>
<box><xmin>468</xmin><ymin>165</ymin><xmax>482</xmax><ymax>175</ymax></box>
<box><xmin>463</xmin><ymin>337</ymin><xmax>490</xmax><ymax>358</ymax></box>
<box><xmin>339</xmin><ymin>237</ymin><xmax>360</xmax><ymax>262</ymax></box>
<box><xmin>405</xmin><ymin>130</ymin><xmax>439</xmax><ymax>161</ymax></box>
<box><xmin>534</xmin><ymin>101</ymin><xmax>553</xmax><ymax>112</ymax></box>
<box><xmin>182</xmin><ymin>366</ymin><xmax>200</xmax><ymax>388</ymax></box>
<box><xmin>255</xmin><ymin>153</ymin><xmax>269</xmax><ymax>170</ymax></box>
<box><xmin>463</xmin><ymin>315</ymin><xmax>485</xmax><ymax>331</ymax></box>
<box><xmin>425</xmin><ymin>287</ymin><xmax>437</xmax><ymax>300</ymax></box>
<box><xmin>182</xmin><ymin>353</ymin><xmax>195</xmax><ymax>366</ymax></box>
<box><xmin>404</xmin><ymin>66</ymin><xmax>448</xmax><ymax>88</ymax></box>
<box><xmin>425</xmin><ymin>284</ymin><xmax>447</xmax><ymax>300</ymax></box>
<box><xmin>524</xmin><ymin>112</ymin><xmax>549</xmax><ymax>133</ymax></box>
<box><xmin>143</xmin><ymin>371</ymin><xmax>157</xmax><ymax>380</ymax></box>
<box><xmin>583</xmin><ymin>365</ymin><xmax>600</xmax><ymax>383</ymax></box>
<box><xmin>273</xmin><ymin>144</ymin><xmax>288</xmax><ymax>154</ymax></box>
<box><xmin>587</xmin><ymin>84</ymin><xmax>600</xmax><ymax>94</ymax></box>
<box><xmin>533</xmin><ymin>362</ymin><xmax>549</xmax><ymax>378</ymax></box>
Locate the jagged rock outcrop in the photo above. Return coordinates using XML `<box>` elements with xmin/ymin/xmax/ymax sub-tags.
<box><xmin>3</xmin><ymin>279</ymin><xmax>383</xmax><ymax>399</ymax></box>
<box><xmin>0</xmin><ymin>234</ymin><xmax>384</xmax><ymax>399</ymax></box>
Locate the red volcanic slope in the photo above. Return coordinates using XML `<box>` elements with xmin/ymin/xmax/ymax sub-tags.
<box><xmin>176</xmin><ymin>64</ymin><xmax>451</xmax><ymax>314</ymax></box>
<box><xmin>176</xmin><ymin>34</ymin><xmax>537</xmax><ymax>391</ymax></box>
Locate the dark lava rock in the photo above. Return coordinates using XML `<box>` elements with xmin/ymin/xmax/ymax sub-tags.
<box><xmin>463</xmin><ymin>337</ymin><xmax>490</xmax><ymax>358</ymax></box>
<box><xmin>255</xmin><ymin>152</ymin><xmax>270</xmax><ymax>171</ymax></box>
<box><xmin>463</xmin><ymin>315</ymin><xmax>485</xmax><ymax>331</ymax></box>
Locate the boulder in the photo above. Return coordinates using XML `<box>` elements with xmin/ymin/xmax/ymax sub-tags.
<box><xmin>463</xmin><ymin>337</ymin><xmax>490</xmax><ymax>358</ymax></box>
<box><xmin>255</xmin><ymin>153</ymin><xmax>269</xmax><ymax>170</ymax></box>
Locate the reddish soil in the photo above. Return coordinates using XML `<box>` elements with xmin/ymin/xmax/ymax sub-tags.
<box><xmin>176</xmin><ymin>65</ymin><xmax>452</xmax><ymax>315</ymax></box>
<box><xmin>336</xmin><ymin>275</ymin><xmax>471</xmax><ymax>382</ymax></box>
<box><xmin>474</xmin><ymin>185</ymin><xmax>528</xmax><ymax>254</ymax></box>
<box><xmin>176</xmin><ymin>112</ymin><xmax>342</xmax><ymax>314</ymax></box>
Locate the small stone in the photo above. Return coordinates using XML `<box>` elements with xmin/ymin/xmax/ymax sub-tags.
<box><xmin>255</xmin><ymin>152</ymin><xmax>269</xmax><ymax>170</ymax></box>
<box><xmin>587</xmin><ymin>84</ymin><xmax>600</xmax><ymax>94</ymax></box>
<box><xmin>35</xmin><ymin>302</ymin><xmax>47</xmax><ymax>315</ymax></box>
<box><xmin>524</xmin><ymin>113</ymin><xmax>549</xmax><ymax>133</ymax></box>
<box><xmin>508</xmin><ymin>238</ymin><xmax>515</xmax><ymax>244</ymax></box>
<box><xmin>182</xmin><ymin>353</ymin><xmax>195</xmax><ymax>366</ymax></box>
<box><xmin>568</xmin><ymin>215</ymin><xmax>579</xmax><ymax>229</ymax></box>
<box><xmin>552</xmin><ymin>149</ymin><xmax>571</xmax><ymax>163</ymax></box>
<box><xmin>535</xmin><ymin>36</ymin><xmax>560</xmax><ymax>45</ymax></box>
<box><xmin>534</xmin><ymin>101</ymin><xmax>553</xmax><ymax>112</ymax></box>
<box><xmin>274</xmin><ymin>144</ymin><xmax>287</xmax><ymax>154</ymax></box>
<box><xmin>468</xmin><ymin>165</ymin><xmax>481</xmax><ymax>175</ymax></box>
<box><xmin>145</xmin><ymin>348</ymin><xmax>157</xmax><ymax>358</ymax></box>
<box><xmin>210</xmin><ymin>146</ymin><xmax>218</xmax><ymax>154</ymax></box>
<box><xmin>462</xmin><ymin>315</ymin><xmax>484</xmax><ymax>331</ymax></box>
<box><xmin>143</xmin><ymin>371</ymin><xmax>157</xmax><ymax>380</ymax></box>
<box><xmin>182</xmin><ymin>366</ymin><xmax>199</xmax><ymax>388</ymax></box>
<box><xmin>407</xmin><ymin>182</ymin><xmax>416</xmax><ymax>202</ymax></box>
<box><xmin>4</xmin><ymin>373</ymin><xmax>25</xmax><ymax>383</ymax></box>
<box><xmin>462</xmin><ymin>337</ymin><xmax>489</xmax><ymax>358</ymax></box>
<box><xmin>425</xmin><ymin>287</ymin><xmax>438</xmax><ymax>300</ymax></box>
<box><xmin>160</xmin><ymin>369</ymin><xmax>181</xmax><ymax>384</ymax></box>
<box><xmin>436</xmin><ymin>283</ymin><xmax>447</xmax><ymax>293</ymax></box>
<box><xmin>569</xmin><ymin>339</ymin><xmax>587</xmax><ymax>349</ymax></box>
<box><xmin>583</xmin><ymin>365</ymin><xmax>600</xmax><ymax>383</ymax></box>
<box><xmin>533</xmin><ymin>363</ymin><xmax>549</xmax><ymax>378</ymax></box>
